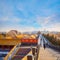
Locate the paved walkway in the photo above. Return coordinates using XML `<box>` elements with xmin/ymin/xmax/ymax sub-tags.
<box><xmin>38</xmin><ymin>47</ymin><xmax>57</xmax><ymax>60</ymax></box>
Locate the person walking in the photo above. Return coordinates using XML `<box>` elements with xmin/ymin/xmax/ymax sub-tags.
<box><xmin>43</xmin><ymin>43</ymin><xmax>45</xmax><ymax>49</ymax></box>
<box><xmin>43</xmin><ymin>39</ymin><xmax>46</xmax><ymax>49</ymax></box>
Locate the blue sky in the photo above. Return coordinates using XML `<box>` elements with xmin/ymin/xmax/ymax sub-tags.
<box><xmin>0</xmin><ymin>0</ymin><xmax>60</xmax><ymax>32</ymax></box>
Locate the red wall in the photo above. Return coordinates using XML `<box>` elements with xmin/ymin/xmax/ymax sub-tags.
<box><xmin>21</xmin><ymin>39</ymin><xmax>38</xmax><ymax>43</ymax></box>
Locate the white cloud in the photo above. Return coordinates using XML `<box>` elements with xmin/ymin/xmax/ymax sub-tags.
<box><xmin>0</xmin><ymin>1</ymin><xmax>21</xmax><ymax>22</ymax></box>
<box><xmin>0</xmin><ymin>16</ymin><xmax>8</xmax><ymax>21</ymax></box>
<box><xmin>16</xmin><ymin>3</ymin><xmax>29</xmax><ymax>18</ymax></box>
<box><xmin>36</xmin><ymin>15</ymin><xmax>55</xmax><ymax>27</ymax></box>
<box><xmin>0</xmin><ymin>21</ymin><xmax>60</xmax><ymax>32</ymax></box>
<box><xmin>17</xmin><ymin>3</ymin><xmax>24</xmax><ymax>11</ymax></box>
<box><xmin>1</xmin><ymin>14</ymin><xmax>60</xmax><ymax>32</ymax></box>
<box><xmin>47</xmin><ymin>23</ymin><xmax>60</xmax><ymax>32</ymax></box>
<box><xmin>0</xmin><ymin>26</ymin><xmax>38</xmax><ymax>32</ymax></box>
<box><xmin>35</xmin><ymin>15</ymin><xmax>60</xmax><ymax>32</ymax></box>
<box><xmin>0</xmin><ymin>16</ymin><xmax>21</xmax><ymax>23</ymax></box>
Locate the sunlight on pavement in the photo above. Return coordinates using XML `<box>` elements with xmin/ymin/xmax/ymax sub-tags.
<box><xmin>38</xmin><ymin>47</ymin><xmax>57</xmax><ymax>60</ymax></box>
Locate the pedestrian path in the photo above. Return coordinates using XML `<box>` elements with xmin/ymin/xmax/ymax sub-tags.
<box><xmin>38</xmin><ymin>47</ymin><xmax>57</xmax><ymax>60</ymax></box>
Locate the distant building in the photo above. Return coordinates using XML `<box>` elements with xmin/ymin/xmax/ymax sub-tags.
<box><xmin>7</xmin><ymin>30</ymin><xmax>18</xmax><ymax>39</ymax></box>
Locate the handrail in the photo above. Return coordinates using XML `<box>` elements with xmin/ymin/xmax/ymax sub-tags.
<box><xmin>42</xmin><ymin>35</ymin><xmax>60</xmax><ymax>51</ymax></box>
<box><xmin>4</xmin><ymin>43</ymin><xmax>21</xmax><ymax>60</ymax></box>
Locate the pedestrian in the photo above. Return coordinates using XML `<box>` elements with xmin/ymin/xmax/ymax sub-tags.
<box><xmin>43</xmin><ymin>39</ymin><xmax>46</xmax><ymax>49</ymax></box>
<box><xmin>43</xmin><ymin>43</ymin><xmax>45</xmax><ymax>49</ymax></box>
